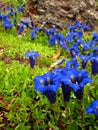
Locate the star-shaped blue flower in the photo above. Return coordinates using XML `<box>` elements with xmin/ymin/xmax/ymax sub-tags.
<box><xmin>34</xmin><ymin>72</ymin><xmax>60</xmax><ymax>103</ymax></box>
<box><xmin>25</xmin><ymin>51</ymin><xmax>39</xmax><ymax>68</ymax></box>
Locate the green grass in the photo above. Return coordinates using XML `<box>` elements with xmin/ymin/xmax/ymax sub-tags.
<box><xmin>0</xmin><ymin>25</ymin><xmax>66</xmax><ymax>130</ymax></box>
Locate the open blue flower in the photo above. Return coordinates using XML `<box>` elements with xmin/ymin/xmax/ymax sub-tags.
<box><xmin>66</xmin><ymin>59</ymin><xmax>80</xmax><ymax>70</ymax></box>
<box><xmin>68</xmin><ymin>20</ymin><xmax>81</xmax><ymax>32</ymax></box>
<box><xmin>79</xmin><ymin>54</ymin><xmax>91</xmax><ymax>69</ymax></box>
<box><xmin>48</xmin><ymin>27</ymin><xmax>57</xmax><ymax>36</ymax></box>
<box><xmin>49</xmin><ymin>34</ymin><xmax>57</xmax><ymax>45</ymax></box>
<box><xmin>65</xmin><ymin>31</ymin><xmax>83</xmax><ymax>45</ymax></box>
<box><xmin>33</xmin><ymin>26</ymin><xmax>40</xmax><ymax>32</ymax></box>
<box><xmin>25</xmin><ymin>51</ymin><xmax>39</xmax><ymax>68</ymax></box>
<box><xmin>44</xmin><ymin>27</ymin><xmax>57</xmax><ymax>36</ymax></box>
<box><xmin>49</xmin><ymin>33</ymin><xmax>67</xmax><ymax>48</ymax></box>
<box><xmin>68</xmin><ymin>43</ymin><xmax>80</xmax><ymax>58</ymax></box>
<box><xmin>56</xmin><ymin>33</ymin><xmax>67</xmax><ymax>49</ymax></box>
<box><xmin>68</xmin><ymin>20</ymin><xmax>90</xmax><ymax>32</ymax></box>
<box><xmin>59</xmin><ymin>69</ymin><xmax>93</xmax><ymax>101</ymax></box>
<box><xmin>86</xmin><ymin>100</ymin><xmax>98</xmax><ymax>115</ymax></box>
<box><xmin>31</xmin><ymin>26</ymin><xmax>40</xmax><ymax>40</ymax></box>
<box><xmin>34</xmin><ymin>72</ymin><xmax>60</xmax><ymax>104</ymax></box>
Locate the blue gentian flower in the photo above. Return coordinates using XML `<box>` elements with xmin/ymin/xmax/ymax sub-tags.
<box><xmin>65</xmin><ymin>31</ymin><xmax>83</xmax><ymax>44</ymax></box>
<box><xmin>49</xmin><ymin>33</ymin><xmax>67</xmax><ymax>48</ymax></box>
<box><xmin>34</xmin><ymin>72</ymin><xmax>60</xmax><ymax>103</ymax></box>
<box><xmin>79</xmin><ymin>54</ymin><xmax>91</xmax><ymax>69</ymax></box>
<box><xmin>18</xmin><ymin>23</ymin><xmax>25</xmax><ymax>35</ymax></box>
<box><xmin>59</xmin><ymin>69</ymin><xmax>93</xmax><ymax>101</ymax></box>
<box><xmin>81</xmin><ymin>23</ymin><xmax>90</xmax><ymax>31</ymax></box>
<box><xmin>88</xmin><ymin>47</ymin><xmax>98</xmax><ymax>75</ymax></box>
<box><xmin>3</xmin><ymin>19</ymin><xmax>13</xmax><ymax>30</ymax></box>
<box><xmin>92</xmin><ymin>46</ymin><xmax>98</xmax><ymax>56</ymax></box>
<box><xmin>33</xmin><ymin>26</ymin><xmax>40</xmax><ymax>32</ymax></box>
<box><xmin>53</xmin><ymin>67</ymin><xmax>67</xmax><ymax>75</ymax></box>
<box><xmin>8</xmin><ymin>7</ymin><xmax>13</xmax><ymax>12</ymax></box>
<box><xmin>82</xmin><ymin>41</ymin><xmax>92</xmax><ymax>51</ymax></box>
<box><xmin>92</xmin><ymin>32</ymin><xmax>98</xmax><ymax>43</ymax></box>
<box><xmin>25</xmin><ymin>51</ymin><xmax>39</xmax><ymax>59</ymax></box>
<box><xmin>68</xmin><ymin>20</ymin><xmax>81</xmax><ymax>32</ymax></box>
<box><xmin>23</xmin><ymin>19</ymin><xmax>30</xmax><ymax>27</ymax></box>
<box><xmin>17</xmin><ymin>7</ymin><xmax>24</xmax><ymax>13</ymax></box>
<box><xmin>48</xmin><ymin>27</ymin><xmax>57</xmax><ymax>35</ymax></box>
<box><xmin>49</xmin><ymin>34</ymin><xmax>57</xmax><ymax>45</ymax></box>
<box><xmin>2</xmin><ymin>15</ymin><xmax>10</xmax><ymax>21</ymax></box>
<box><xmin>56</xmin><ymin>34</ymin><xmax>67</xmax><ymax>49</ymax></box>
<box><xmin>68</xmin><ymin>43</ymin><xmax>80</xmax><ymax>58</ymax></box>
<box><xmin>76</xmin><ymin>38</ymin><xmax>84</xmax><ymax>46</ymax></box>
<box><xmin>25</xmin><ymin>51</ymin><xmax>39</xmax><ymax>68</ymax></box>
<box><xmin>75</xmin><ymin>30</ymin><xmax>83</xmax><ymax>38</ymax></box>
<box><xmin>86</xmin><ymin>100</ymin><xmax>98</xmax><ymax>115</ymax></box>
<box><xmin>65</xmin><ymin>32</ymin><xmax>75</xmax><ymax>43</ymax></box>
<box><xmin>91</xmin><ymin>58</ymin><xmax>98</xmax><ymax>76</ymax></box>
<box><xmin>0</xmin><ymin>13</ymin><xmax>3</xmax><ymax>21</ymax></box>
<box><xmin>80</xmin><ymin>46</ymin><xmax>98</xmax><ymax>76</ymax></box>
<box><xmin>66</xmin><ymin>59</ymin><xmax>80</xmax><ymax>70</ymax></box>
<box><xmin>61</xmin><ymin>82</ymin><xmax>72</xmax><ymax>102</ymax></box>
<box><xmin>31</xmin><ymin>26</ymin><xmax>40</xmax><ymax>40</ymax></box>
<box><xmin>90</xmin><ymin>53</ymin><xmax>98</xmax><ymax>76</ymax></box>
<box><xmin>45</xmin><ymin>28</ymin><xmax>57</xmax><ymax>36</ymax></box>
<box><xmin>31</xmin><ymin>31</ymin><xmax>36</xmax><ymax>40</ymax></box>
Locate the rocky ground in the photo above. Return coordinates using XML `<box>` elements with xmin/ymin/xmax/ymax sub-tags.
<box><xmin>24</xmin><ymin>0</ymin><xmax>98</xmax><ymax>30</ymax></box>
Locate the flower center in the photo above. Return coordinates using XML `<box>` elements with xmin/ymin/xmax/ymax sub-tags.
<box><xmin>71</xmin><ymin>74</ymin><xmax>82</xmax><ymax>84</ymax></box>
<box><xmin>96</xmin><ymin>106</ymin><xmax>98</xmax><ymax>111</ymax></box>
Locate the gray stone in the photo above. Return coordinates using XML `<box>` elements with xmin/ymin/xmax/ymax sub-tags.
<box><xmin>24</xmin><ymin>0</ymin><xmax>98</xmax><ymax>29</ymax></box>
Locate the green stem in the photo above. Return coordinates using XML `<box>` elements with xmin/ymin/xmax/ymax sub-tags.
<box><xmin>79</xmin><ymin>99</ymin><xmax>85</xmax><ymax>130</ymax></box>
<box><xmin>66</xmin><ymin>101</ymin><xmax>72</xmax><ymax>125</ymax></box>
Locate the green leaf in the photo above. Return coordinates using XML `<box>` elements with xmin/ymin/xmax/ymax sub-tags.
<box><xmin>66</xmin><ymin>122</ymin><xmax>78</xmax><ymax>130</ymax></box>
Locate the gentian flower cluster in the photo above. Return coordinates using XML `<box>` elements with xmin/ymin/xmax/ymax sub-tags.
<box><xmin>2</xmin><ymin>15</ymin><xmax>14</xmax><ymax>30</ymax></box>
<box><xmin>34</xmin><ymin>59</ymin><xmax>93</xmax><ymax>103</ymax></box>
<box><xmin>0</xmin><ymin>5</ymin><xmax>24</xmax><ymax>31</ymax></box>
<box><xmin>68</xmin><ymin>20</ymin><xmax>90</xmax><ymax>32</ymax></box>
